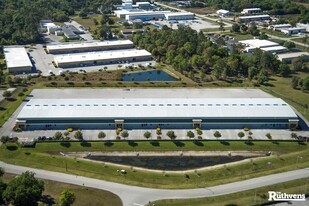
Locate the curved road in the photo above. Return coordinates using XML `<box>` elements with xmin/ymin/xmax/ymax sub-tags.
<box><xmin>1</xmin><ymin>161</ymin><xmax>308</xmax><ymax>206</ymax></box>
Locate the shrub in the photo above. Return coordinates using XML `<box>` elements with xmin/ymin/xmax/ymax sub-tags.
<box><xmin>54</xmin><ymin>132</ymin><xmax>63</xmax><ymax>140</ymax></box>
<box><xmin>266</xmin><ymin>133</ymin><xmax>272</xmax><ymax>140</ymax></box>
<box><xmin>249</xmin><ymin>131</ymin><xmax>253</xmax><ymax>135</ymax></box>
<box><xmin>186</xmin><ymin>131</ymin><xmax>195</xmax><ymax>138</ymax></box>
<box><xmin>98</xmin><ymin>131</ymin><xmax>106</xmax><ymax>139</ymax></box>
<box><xmin>243</xmin><ymin>128</ymin><xmax>250</xmax><ymax>132</ymax></box>
<box><xmin>18</xmin><ymin>92</ymin><xmax>24</xmax><ymax>96</ymax></box>
<box><xmin>116</xmin><ymin>136</ymin><xmax>121</xmax><ymax>140</ymax></box>
<box><xmin>74</xmin><ymin>130</ymin><xmax>83</xmax><ymax>140</ymax></box>
<box><xmin>213</xmin><ymin>131</ymin><xmax>221</xmax><ymax>138</ymax></box>
<box><xmin>14</xmin><ymin>127</ymin><xmax>22</xmax><ymax>132</ymax></box>
<box><xmin>144</xmin><ymin>131</ymin><xmax>151</xmax><ymax>139</ymax></box>
<box><xmin>156</xmin><ymin>128</ymin><xmax>162</xmax><ymax>135</ymax></box>
<box><xmin>63</xmin><ymin>131</ymin><xmax>69</xmax><ymax>136</ymax></box>
<box><xmin>66</xmin><ymin>128</ymin><xmax>73</xmax><ymax>132</ymax></box>
<box><xmin>291</xmin><ymin>133</ymin><xmax>297</xmax><ymax>138</ymax></box>
<box><xmin>166</xmin><ymin>131</ymin><xmax>176</xmax><ymax>140</ymax></box>
<box><xmin>157</xmin><ymin>136</ymin><xmax>162</xmax><ymax>140</ymax></box>
<box><xmin>197</xmin><ymin>130</ymin><xmax>203</xmax><ymax>135</ymax></box>
<box><xmin>248</xmin><ymin>136</ymin><xmax>253</xmax><ymax>140</ymax></box>
<box><xmin>121</xmin><ymin>130</ymin><xmax>129</xmax><ymax>139</ymax></box>
<box><xmin>198</xmin><ymin>136</ymin><xmax>203</xmax><ymax>140</ymax></box>
<box><xmin>22</xmin><ymin>88</ymin><xmax>28</xmax><ymax>92</ymax></box>
<box><xmin>238</xmin><ymin>132</ymin><xmax>245</xmax><ymax>138</ymax></box>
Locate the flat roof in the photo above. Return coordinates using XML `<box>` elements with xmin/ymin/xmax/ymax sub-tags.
<box><xmin>217</xmin><ymin>9</ymin><xmax>230</xmax><ymax>14</ymax></box>
<box><xmin>165</xmin><ymin>12</ymin><xmax>194</xmax><ymax>17</ymax></box>
<box><xmin>282</xmin><ymin>27</ymin><xmax>306</xmax><ymax>31</ymax></box>
<box><xmin>54</xmin><ymin>49</ymin><xmax>151</xmax><ymax>64</ymax></box>
<box><xmin>47</xmin><ymin>40</ymin><xmax>133</xmax><ymax>51</ymax></box>
<box><xmin>243</xmin><ymin>8</ymin><xmax>261</xmax><ymax>11</ymax></box>
<box><xmin>238</xmin><ymin>15</ymin><xmax>270</xmax><ymax>19</ymax></box>
<box><xmin>277</xmin><ymin>52</ymin><xmax>309</xmax><ymax>60</ymax></box>
<box><xmin>260</xmin><ymin>46</ymin><xmax>288</xmax><ymax>52</ymax></box>
<box><xmin>239</xmin><ymin>39</ymin><xmax>279</xmax><ymax>48</ymax></box>
<box><xmin>3</xmin><ymin>47</ymin><xmax>32</xmax><ymax>68</ymax></box>
<box><xmin>17</xmin><ymin>98</ymin><xmax>297</xmax><ymax>119</ymax></box>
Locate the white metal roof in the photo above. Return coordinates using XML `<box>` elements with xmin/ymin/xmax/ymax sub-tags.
<box><xmin>54</xmin><ymin>49</ymin><xmax>151</xmax><ymax>63</ymax></box>
<box><xmin>17</xmin><ymin>98</ymin><xmax>297</xmax><ymax>120</ymax></box>
<box><xmin>4</xmin><ymin>47</ymin><xmax>32</xmax><ymax>68</ymax></box>
<box><xmin>260</xmin><ymin>46</ymin><xmax>288</xmax><ymax>52</ymax></box>
<box><xmin>164</xmin><ymin>12</ymin><xmax>194</xmax><ymax>17</ymax></box>
<box><xmin>47</xmin><ymin>40</ymin><xmax>133</xmax><ymax>51</ymax></box>
<box><xmin>242</xmin><ymin>8</ymin><xmax>261</xmax><ymax>11</ymax></box>
<box><xmin>277</xmin><ymin>52</ymin><xmax>309</xmax><ymax>60</ymax></box>
<box><xmin>238</xmin><ymin>15</ymin><xmax>270</xmax><ymax>19</ymax></box>
<box><xmin>217</xmin><ymin>9</ymin><xmax>230</xmax><ymax>14</ymax></box>
<box><xmin>239</xmin><ymin>39</ymin><xmax>279</xmax><ymax>48</ymax></box>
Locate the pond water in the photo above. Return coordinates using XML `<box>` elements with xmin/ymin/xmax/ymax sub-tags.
<box><xmin>122</xmin><ymin>70</ymin><xmax>177</xmax><ymax>82</ymax></box>
<box><xmin>85</xmin><ymin>155</ymin><xmax>253</xmax><ymax>171</ymax></box>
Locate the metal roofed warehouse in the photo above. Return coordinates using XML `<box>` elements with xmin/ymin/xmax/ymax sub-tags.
<box><xmin>16</xmin><ymin>98</ymin><xmax>299</xmax><ymax>130</ymax></box>
<box><xmin>4</xmin><ymin>47</ymin><xmax>33</xmax><ymax>74</ymax></box>
<box><xmin>54</xmin><ymin>49</ymin><xmax>152</xmax><ymax>68</ymax></box>
<box><xmin>46</xmin><ymin>40</ymin><xmax>134</xmax><ymax>54</ymax></box>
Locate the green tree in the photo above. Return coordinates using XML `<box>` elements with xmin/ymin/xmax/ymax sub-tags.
<box><xmin>54</xmin><ymin>132</ymin><xmax>63</xmax><ymax>140</ymax></box>
<box><xmin>231</xmin><ymin>24</ymin><xmax>240</xmax><ymax>33</ymax></box>
<box><xmin>186</xmin><ymin>131</ymin><xmax>195</xmax><ymax>138</ymax></box>
<box><xmin>255</xmin><ymin>69</ymin><xmax>269</xmax><ymax>85</ymax></box>
<box><xmin>144</xmin><ymin>131</ymin><xmax>151</xmax><ymax>139</ymax></box>
<box><xmin>121</xmin><ymin>130</ymin><xmax>129</xmax><ymax>139</ymax></box>
<box><xmin>278</xmin><ymin>64</ymin><xmax>290</xmax><ymax>77</ymax></box>
<box><xmin>0</xmin><ymin>136</ymin><xmax>9</xmax><ymax>144</ymax></box>
<box><xmin>3</xmin><ymin>171</ymin><xmax>44</xmax><ymax>206</ymax></box>
<box><xmin>74</xmin><ymin>130</ymin><xmax>83</xmax><ymax>140</ymax></box>
<box><xmin>59</xmin><ymin>190</ymin><xmax>75</xmax><ymax>206</ymax></box>
<box><xmin>166</xmin><ymin>131</ymin><xmax>176</xmax><ymax>140</ymax></box>
<box><xmin>2</xmin><ymin>91</ymin><xmax>12</xmax><ymax>99</ymax></box>
<box><xmin>283</xmin><ymin>41</ymin><xmax>296</xmax><ymax>49</ymax></box>
<box><xmin>98</xmin><ymin>131</ymin><xmax>106</xmax><ymax>139</ymax></box>
<box><xmin>238</xmin><ymin>132</ymin><xmax>245</xmax><ymax>138</ymax></box>
<box><xmin>291</xmin><ymin>76</ymin><xmax>300</xmax><ymax>89</ymax></box>
<box><xmin>213</xmin><ymin>131</ymin><xmax>222</xmax><ymax>138</ymax></box>
<box><xmin>301</xmin><ymin>76</ymin><xmax>309</xmax><ymax>91</ymax></box>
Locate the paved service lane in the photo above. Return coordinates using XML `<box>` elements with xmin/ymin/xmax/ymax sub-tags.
<box><xmin>1</xmin><ymin>161</ymin><xmax>308</xmax><ymax>206</ymax></box>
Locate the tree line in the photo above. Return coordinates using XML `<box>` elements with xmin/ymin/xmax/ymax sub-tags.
<box><xmin>132</xmin><ymin>26</ymin><xmax>290</xmax><ymax>85</ymax></box>
<box><xmin>0</xmin><ymin>0</ymin><xmax>119</xmax><ymax>45</ymax></box>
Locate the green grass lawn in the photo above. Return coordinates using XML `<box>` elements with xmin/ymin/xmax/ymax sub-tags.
<box><xmin>293</xmin><ymin>37</ymin><xmax>309</xmax><ymax>45</ymax></box>
<box><xmin>262</xmin><ymin>72</ymin><xmax>309</xmax><ymax>121</ymax></box>
<box><xmin>3</xmin><ymin>174</ymin><xmax>122</xmax><ymax>206</ymax></box>
<box><xmin>0</xmin><ymin>141</ymin><xmax>308</xmax><ymax>189</ymax></box>
<box><xmin>151</xmin><ymin>178</ymin><xmax>309</xmax><ymax>206</ymax></box>
<box><xmin>260</xmin><ymin>29</ymin><xmax>290</xmax><ymax>38</ymax></box>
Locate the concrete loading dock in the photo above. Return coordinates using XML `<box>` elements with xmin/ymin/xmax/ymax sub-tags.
<box><xmin>54</xmin><ymin>49</ymin><xmax>152</xmax><ymax>68</ymax></box>
<box><xmin>46</xmin><ymin>40</ymin><xmax>134</xmax><ymax>54</ymax></box>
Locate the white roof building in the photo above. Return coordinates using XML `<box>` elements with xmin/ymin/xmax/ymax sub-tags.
<box><xmin>241</xmin><ymin>8</ymin><xmax>262</xmax><ymax>14</ymax></box>
<box><xmin>277</xmin><ymin>52</ymin><xmax>309</xmax><ymax>62</ymax></box>
<box><xmin>239</xmin><ymin>39</ymin><xmax>279</xmax><ymax>48</ymax></box>
<box><xmin>216</xmin><ymin>9</ymin><xmax>232</xmax><ymax>16</ymax></box>
<box><xmin>260</xmin><ymin>46</ymin><xmax>288</xmax><ymax>54</ymax></box>
<box><xmin>4</xmin><ymin>47</ymin><xmax>33</xmax><ymax>73</ymax></box>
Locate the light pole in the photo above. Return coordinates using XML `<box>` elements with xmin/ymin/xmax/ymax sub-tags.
<box><xmin>296</xmin><ymin>156</ymin><xmax>303</xmax><ymax>168</ymax></box>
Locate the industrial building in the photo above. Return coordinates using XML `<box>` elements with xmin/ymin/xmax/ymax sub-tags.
<box><xmin>268</xmin><ymin>24</ymin><xmax>291</xmax><ymax>31</ymax></box>
<box><xmin>4</xmin><ymin>47</ymin><xmax>33</xmax><ymax>74</ymax></box>
<box><xmin>241</xmin><ymin>8</ymin><xmax>262</xmax><ymax>14</ymax></box>
<box><xmin>216</xmin><ymin>9</ymin><xmax>233</xmax><ymax>17</ymax></box>
<box><xmin>237</xmin><ymin>14</ymin><xmax>270</xmax><ymax>23</ymax></box>
<box><xmin>165</xmin><ymin>12</ymin><xmax>194</xmax><ymax>20</ymax></box>
<box><xmin>277</xmin><ymin>52</ymin><xmax>309</xmax><ymax>63</ymax></box>
<box><xmin>125</xmin><ymin>11</ymin><xmax>169</xmax><ymax>21</ymax></box>
<box><xmin>239</xmin><ymin>39</ymin><xmax>288</xmax><ymax>53</ymax></box>
<box><xmin>281</xmin><ymin>27</ymin><xmax>306</xmax><ymax>36</ymax></box>
<box><xmin>16</xmin><ymin>98</ymin><xmax>299</xmax><ymax>130</ymax></box>
<box><xmin>54</xmin><ymin>49</ymin><xmax>152</xmax><ymax>68</ymax></box>
<box><xmin>62</xmin><ymin>26</ymin><xmax>80</xmax><ymax>40</ymax></box>
<box><xmin>46</xmin><ymin>40</ymin><xmax>134</xmax><ymax>54</ymax></box>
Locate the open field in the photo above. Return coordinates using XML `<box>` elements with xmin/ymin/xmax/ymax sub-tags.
<box><xmin>152</xmin><ymin>178</ymin><xmax>309</xmax><ymax>206</ymax></box>
<box><xmin>185</xmin><ymin>7</ymin><xmax>217</xmax><ymax>15</ymax></box>
<box><xmin>71</xmin><ymin>15</ymin><xmax>101</xmax><ymax>31</ymax></box>
<box><xmin>3</xmin><ymin>173</ymin><xmax>122</xmax><ymax>206</ymax></box>
<box><xmin>262</xmin><ymin>72</ymin><xmax>309</xmax><ymax>121</ymax></box>
<box><xmin>0</xmin><ymin>141</ymin><xmax>308</xmax><ymax>189</ymax></box>
<box><xmin>293</xmin><ymin>37</ymin><xmax>309</xmax><ymax>45</ymax></box>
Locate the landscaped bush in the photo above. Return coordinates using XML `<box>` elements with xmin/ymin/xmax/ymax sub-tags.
<box><xmin>116</xmin><ymin>136</ymin><xmax>121</xmax><ymax>140</ymax></box>
<box><xmin>249</xmin><ymin>131</ymin><xmax>253</xmax><ymax>135</ymax></box>
<box><xmin>213</xmin><ymin>131</ymin><xmax>221</xmax><ymax>138</ymax></box>
<box><xmin>144</xmin><ymin>131</ymin><xmax>151</xmax><ymax>139</ymax></box>
<box><xmin>156</xmin><ymin>128</ymin><xmax>161</xmax><ymax>135</ymax></box>
<box><xmin>198</xmin><ymin>136</ymin><xmax>203</xmax><ymax>140</ymax></box>
<box><xmin>266</xmin><ymin>133</ymin><xmax>272</xmax><ymax>140</ymax></box>
<box><xmin>243</xmin><ymin>128</ymin><xmax>250</xmax><ymax>132</ymax></box>
<box><xmin>187</xmin><ymin>131</ymin><xmax>195</xmax><ymax>138</ymax></box>
<box><xmin>166</xmin><ymin>131</ymin><xmax>176</xmax><ymax>140</ymax></box>
<box><xmin>98</xmin><ymin>131</ymin><xmax>106</xmax><ymax>139</ymax></box>
<box><xmin>157</xmin><ymin>136</ymin><xmax>162</xmax><ymax>140</ymax></box>
<box><xmin>238</xmin><ymin>132</ymin><xmax>245</xmax><ymax>138</ymax></box>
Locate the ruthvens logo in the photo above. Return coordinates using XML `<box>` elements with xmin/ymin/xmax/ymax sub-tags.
<box><xmin>268</xmin><ymin>191</ymin><xmax>306</xmax><ymax>201</ymax></box>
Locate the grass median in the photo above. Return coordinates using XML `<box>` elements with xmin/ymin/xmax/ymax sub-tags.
<box><xmin>151</xmin><ymin>178</ymin><xmax>309</xmax><ymax>206</ymax></box>
<box><xmin>0</xmin><ymin>141</ymin><xmax>308</xmax><ymax>189</ymax></box>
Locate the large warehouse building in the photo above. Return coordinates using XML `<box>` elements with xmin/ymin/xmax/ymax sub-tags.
<box><xmin>16</xmin><ymin>98</ymin><xmax>299</xmax><ymax>130</ymax></box>
<box><xmin>46</xmin><ymin>40</ymin><xmax>134</xmax><ymax>54</ymax></box>
<box><xmin>239</xmin><ymin>39</ymin><xmax>288</xmax><ymax>53</ymax></box>
<box><xmin>4</xmin><ymin>47</ymin><xmax>33</xmax><ymax>74</ymax></box>
<box><xmin>54</xmin><ymin>49</ymin><xmax>152</xmax><ymax>68</ymax></box>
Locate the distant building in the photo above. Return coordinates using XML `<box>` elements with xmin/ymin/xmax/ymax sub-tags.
<box><xmin>277</xmin><ymin>52</ymin><xmax>309</xmax><ymax>63</ymax></box>
<box><xmin>125</xmin><ymin>11</ymin><xmax>169</xmax><ymax>21</ymax></box>
<box><xmin>296</xmin><ymin>23</ymin><xmax>309</xmax><ymax>32</ymax></box>
<box><xmin>121</xmin><ymin>29</ymin><xmax>145</xmax><ymax>35</ymax></box>
<box><xmin>239</xmin><ymin>39</ymin><xmax>287</xmax><ymax>53</ymax></box>
<box><xmin>281</xmin><ymin>27</ymin><xmax>306</xmax><ymax>36</ymax></box>
<box><xmin>268</xmin><ymin>24</ymin><xmax>291</xmax><ymax>31</ymax></box>
<box><xmin>62</xmin><ymin>26</ymin><xmax>79</xmax><ymax>40</ymax></box>
<box><xmin>4</xmin><ymin>47</ymin><xmax>33</xmax><ymax>74</ymax></box>
<box><xmin>241</xmin><ymin>8</ymin><xmax>262</xmax><ymax>14</ymax></box>
<box><xmin>165</xmin><ymin>12</ymin><xmax>194</xmax><ymax>20</ymax></box>
<box><xmin>39</xmin><ymin>20</ymin><xmax>59</xmax><ymax>34</ymax></box>
<box><xmin>237</xmin><ymin>14</ymin><xmax>270</xmax><ymax>23</ymax></box>
<box><xmin>216</xmin><ymin>9</ymin><xmax>233</xmax><ymax>17</ymax></box>
<box><xmin>53</xmin><ymin>49</ymin><xmax>152</xmax><ymax>68</ymax></box>
<box><xmin>136</xmin><ymin>2</ymin><xmax>152</xmax><ymax>9</ymax></box>
<box><xmin>46</xmin><ymin>40</ymin><xmax>134</xmax><ymax>54</ymax></box>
